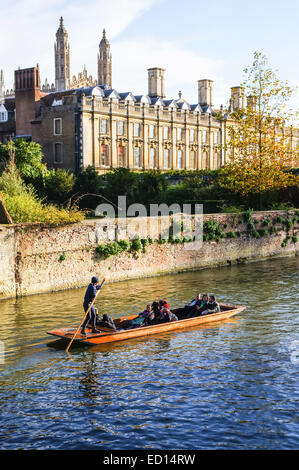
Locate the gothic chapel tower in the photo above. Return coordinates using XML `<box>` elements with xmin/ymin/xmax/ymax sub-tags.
<box><xmin>55</xmin><ymin>17</ymin><xmax>70</xmax><ymax>91</ymax></box>
<box><xmin>98</xmin><ymin>29</ymin><xmax>112</xmax><ymax>88</ymax></box>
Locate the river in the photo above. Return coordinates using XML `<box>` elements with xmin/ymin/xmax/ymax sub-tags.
<box><xmin>0</xmin><ymin>256</ymin><xmax>298</xmax><ymax>450</ymax></box>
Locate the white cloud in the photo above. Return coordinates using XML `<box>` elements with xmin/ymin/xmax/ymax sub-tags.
<box><xmin>0</xmin><ymin>0</ymin><xmax>161</xmax><ymax>88</ymax></box>
<box><xmin>112</xmin><ymin>38</ymin><xmax>230</xmax><ymax>107</ymax></box>
<box><xmin>0</xmin><ymin>0</ymin><xmax>231</xmax><ymax>107</ymax></box>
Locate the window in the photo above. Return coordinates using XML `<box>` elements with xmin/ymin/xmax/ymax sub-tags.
<box><xmin>101</xmin><ymin>144</ymin><xmax>108</xmax><ymax>165</ymax></box>
<box><xmin>164</xmin><ymin>149</ymin><xmax>169</xmax><ymax>169</ymax></box>
<box><xmin>54</xmin><ymin>143</ymin><xmax>63</xmax><ymax>163</ymax></box>
<box><xmin>101</xmin><ymin>119</ymin><xmax>108</xmax><ymax>134</ymax></box>
<box><xmin>164</xmin><ymin>126</ymin><xmax>169</xmax><ymax>139</ymax></box>
<box><xmin>118</xmin><ymin>121</ymin><xmax>124</xmax><ymax>135</ymax></box>
<box><xmin>202</xmin><ymin>151</ymin><xmax>208</xmax><ymax>169</ymax></box>
<box><xmin>177</xmin><ymin>149</ymin><xmax>183</xmax><ymax>169</ymax></box>
<box><xmin>190</xmin><ymin>150</ymin><xmax>195</xmax><ymax>169</ymax></box>
<box><xmin>134</xmin><ymin>147</ymin><xmax>141</xmax><ymax>167</ymax></box>
<box><xmin>0</xmin><ymin>111</ymin><xmax>8</xmax><ymax>122</ymax></box>
<box><xmin>177</xmin><ymin>127</ymin><xmax>182</xmax><ymax>140</ymax></box>
<box><xmin>190</xmin><ymin>129</ymin><xmax>195</xmax><ymax>142</ymax></box>
<box><xmin>149</xmin><ymin>124</ymin><xmax>155</xmax><ymax>139</ymax></box>
<box><xmin>134</xmin><ymin>123</ymin><xmax>140</xmax><ymax>137</ymax></box>
<box><xmin>118</xmin><ymin>146</ymin><xmax>125</xmax><ymax>166</ymax></box>
<box><xmin>202</xmin><ymin>130</ymin><xmax>207</xmax><ymax>143</ymax></box>
<box><xmin>149</xmin><ymin>148</ymin><xmax>155</xmax><ymax>168</ymax></box>
<box><xmin>54</xmin><ymin>118</ymin><xmax>62</xmax><ymax>135</ymax></box>
<box><xmin>214</xmin><ymin>132</ymin><xmax>218</xmax><ymax>144</ymax></box>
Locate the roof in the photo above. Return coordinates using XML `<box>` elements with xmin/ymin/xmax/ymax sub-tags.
<box><xmin>40</xmin><ymin>89</ymin><xmax>75</xmax><ymax>106</ymax></box>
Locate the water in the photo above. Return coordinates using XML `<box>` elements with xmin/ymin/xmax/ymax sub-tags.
<box><xmin>0</xmin><ymin>256</ymin><xmax>298</xmax><ymax>450</ymax></box>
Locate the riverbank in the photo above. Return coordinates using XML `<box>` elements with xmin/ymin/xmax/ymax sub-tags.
<box><xmin>0</xmin><ymin>210</ymin><xmax>298</xmax><ymax>299</ymax></box>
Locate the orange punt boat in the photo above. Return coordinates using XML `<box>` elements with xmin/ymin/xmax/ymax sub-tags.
<box><xmin>47</xmin><ymin>303</ymin><xmax>246</xmax><ymax>347</ymax></box>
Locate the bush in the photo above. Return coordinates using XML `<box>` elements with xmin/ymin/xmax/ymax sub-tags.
<box><xmin>226</xmin><ymin>231</ymin><xmax>236</xmax><ymax>238</ymax></box>
<box><xmin>0</xmin><ymin>165</ymin><xmax>83</xmax><ymax>224</ymax></box>
<box><xmin>130</xmin><ymin>237</ymin><xmax>142</xmax><ymax>252</ymax></box>
<box><xmin>258</xmin><ymin>229</ymin><xmax>268</xmax><ymax>237</ymax></box>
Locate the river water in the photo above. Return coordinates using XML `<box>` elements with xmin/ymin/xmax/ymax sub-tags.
<box><xmin>0</xmin><ymin>256</ymin><xmax>298</xmax><ymax>450</ymax></box>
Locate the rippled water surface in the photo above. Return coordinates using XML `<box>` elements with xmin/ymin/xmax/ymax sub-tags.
<box><xmin>0</xmin><ymin>257</ymin><xmax>298</xmax><ymax>450</ymax></box>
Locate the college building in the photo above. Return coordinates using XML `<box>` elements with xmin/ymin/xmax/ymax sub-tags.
<box><xmin>1</xmin><ymin>18</ymin><xmax>298</xmax><ymax>173</ymax></box>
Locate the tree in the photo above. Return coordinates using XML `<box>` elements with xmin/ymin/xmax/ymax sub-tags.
<box><xmin>0</xmin><ymin>139</ymin><xmax>48</xmax><ymax>179</ymax></box>
<box><xmin>220</xmin><ymin>52</ymin><xmax>299</xmax><ymax>207</ymax></box>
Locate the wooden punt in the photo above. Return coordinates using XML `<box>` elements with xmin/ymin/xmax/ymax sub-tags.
<box><xmin>47</xmin><ymin>303</ymin><xmax>246</xmax><ymax>347</ymax></box>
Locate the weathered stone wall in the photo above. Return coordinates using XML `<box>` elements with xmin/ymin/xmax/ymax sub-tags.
<box><xmin>0</xmin><ymin>211</ymin><xmax>298</xmax><ymax>299</ymax></box>
<box><xmin>0</xmin><ymin>226</ymin><xmax>16</xmax><ymax>298</ymax></box>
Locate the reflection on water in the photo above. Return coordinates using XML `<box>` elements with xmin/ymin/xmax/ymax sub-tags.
<box><xmin>0</xmin><ymin>257</ymin><xmax>298</xmax><ymax>449</ymax></box>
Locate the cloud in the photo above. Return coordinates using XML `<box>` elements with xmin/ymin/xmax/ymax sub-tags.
<box><xmin>0</xmin><ymin>0</ymin><xmax>161</xmax><ymax>88</ymax></box>
<box><xmin>112</xmin><ymin>38</ymin><xmax>230</xmax><ymax>107</ymax></box>
<box><xmin>0</xmin><ymin>0</ymin><xmax>231</xmax><ymax>107</ymax></box>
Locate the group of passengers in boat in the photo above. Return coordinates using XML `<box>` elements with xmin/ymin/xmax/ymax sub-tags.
<box><xmin>124</xmin><ymin>299</ymin><xmax>179</xmax><ymax>329</ymax></box>
<box><xmin>123</xmin><ymin>293</ymin><xmax>221</xmax><ymax>329</ymax></box>
<box><xmin>81</xmin><ymin>276</ymin><xmax>221</xmax><ymax>335</ymax></box>
<box><xmin>175</xmin><ymin>293</ymin><xmax>220</xmax><ymax>319</ymax></box>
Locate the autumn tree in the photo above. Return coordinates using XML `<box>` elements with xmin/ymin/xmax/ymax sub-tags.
<box><xmin>220</xmin><ymin>52</ymin><xmax>299</xmax><ymax>207</ymax></box>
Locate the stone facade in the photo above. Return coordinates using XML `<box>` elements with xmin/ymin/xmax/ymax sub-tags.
<box><xmin>0</xmin><ymin>211</ymin><xmax>297</xmax><ymax>299</ymax></box>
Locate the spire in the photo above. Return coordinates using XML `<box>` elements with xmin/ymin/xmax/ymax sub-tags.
<box><xmin>0</xmin><ymin>70</ymin><xmax>4</xmax><ymax>98</ymax></box>
<box><xmin>58</xmin><ymin>16</ymin><xmax>66</xmax><ymax>33</ymax></box>
<box><xmin>55</xmin><ymin>17</ymin><xmax>70</xmax><ymax>91</ymax></box>
<box><xmin>98</xmin><ymin>28</ymin><xmax>112</xmax><ymax>88</ymax></box>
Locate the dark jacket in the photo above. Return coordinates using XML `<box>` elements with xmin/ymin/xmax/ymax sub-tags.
<box><xmin>206</xmin><ymin>301</ymin><xmax>220</xmax><ymax>313</ymax></box>
<box><xmin>83</xmin><ymin>283</ymin><xmax>100</xmax><ymax>306</ymax></box>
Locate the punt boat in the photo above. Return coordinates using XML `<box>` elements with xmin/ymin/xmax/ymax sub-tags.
<box><xmin>47</xmin><ymin>303</ymin><xmax>246</xmax><ymax>347</ymax></box>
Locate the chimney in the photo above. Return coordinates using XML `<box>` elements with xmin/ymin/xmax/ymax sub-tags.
<box><xmin>247</xmin><ymin>94</ymin><xmax>257</xmax><ymax>112</ymax></box>
<box><xmin>15</xmin><ymin>66</ymin><xmax>41</xmax><ymax>137</ymax></box>
<box><xmin>198</xmin><ymin>79</ymin><xmax>213</xmax><ymax>107</ymax></box>
<box><xmin>148</xmin><ymin>67</ymin><xmax>165</xmax><ymax>99</ymax></box>
<box><xmin>231</xmin><ymin>86</ymin><xmax>245</xmax><ymax>111</ymax></box>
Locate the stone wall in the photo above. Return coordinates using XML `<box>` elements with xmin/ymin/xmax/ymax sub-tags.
<box><xmin>0</xmin><ymin>210</ymin><xmax>298</xmax><ymax>299</ymax></box>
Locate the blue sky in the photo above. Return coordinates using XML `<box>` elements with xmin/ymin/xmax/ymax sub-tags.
<box><xmin>1</xmin><ymin>0</ymin><xmax>299</xmax><ymax>109</ymax></box>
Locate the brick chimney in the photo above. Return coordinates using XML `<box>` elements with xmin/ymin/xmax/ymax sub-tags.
<box><xmin>15</xmin><ymin>66</ymin><xmax>41</xmax><ymax>137</ymax></box>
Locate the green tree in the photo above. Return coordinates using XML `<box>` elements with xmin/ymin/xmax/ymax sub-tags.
<box><xmin>0</xmin><ymin>139</ymin><xmax>48</xmax><ymax>179</ymax></box>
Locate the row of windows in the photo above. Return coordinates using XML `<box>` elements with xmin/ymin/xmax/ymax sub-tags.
<box><xmin>100</xmin><ymin>144</ymin><xmax>214</xmax><ymax>169</ymax></box>
<box><xmin>54</xmin><ymin>141</ymin><xmax>216</xmax><ymax>169</ymax></box>
<box><xmin>100</xmin><ymin>119</ymin><xmax>219</xmax><ymax>143</ymax></box>
<box><xmin>53</xmin><ymin>117</ymin><xmax>219</xmax><ymax>144</ymax></box>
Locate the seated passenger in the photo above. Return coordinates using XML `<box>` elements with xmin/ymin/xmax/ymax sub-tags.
<box><xmin>158</xmin><ymin>299</ymin><xmax>170</xmax><ymax>311</ymax></box>
<box><xmin>175</xmin><ymin>293</ymin><xmax>202</xmax><ymax>319</ymax></box>
<box><xmin>152</xmin><ymin>301</ymin><xmax>160</xmax><ymax>317</ymax></box>
<box><xmin>201</xmin><ymin>295</ymin><xmax>220</xmax><ymax>315</ymax></box>
<box><xmin>168</xmin><ymin>310</ymin><xmax>178</xmax><ymax>322</ymax></box>
<box><xmin>156</xmin><ymin>307</ymin><xmax>171</xmax><ymax>323</ymax></box>
<box><xmin>141</xmin><ymin>304</ymin><xmax>155</xmax><ymax>326</ymax></box>
<box><xmin>96</xmin><ymin>312</ymin><xmax>117</xmax><ymax>330</ymax></box>
<box><xmin>190</xmin><ymin>294</ymin><xmax>208</xmax><ymax>317</ymax></box>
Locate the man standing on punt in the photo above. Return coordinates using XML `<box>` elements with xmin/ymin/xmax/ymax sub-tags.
<box><xmin>81</xmin><ymin>276</ymin><xmax>103</xmax><ymax>335</ymax></box>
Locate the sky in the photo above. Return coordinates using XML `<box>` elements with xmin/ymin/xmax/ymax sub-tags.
<box><xmin>1</xmin><ymin>0</ymin><xmax>299</xmax><ymax>110</ymax></box>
